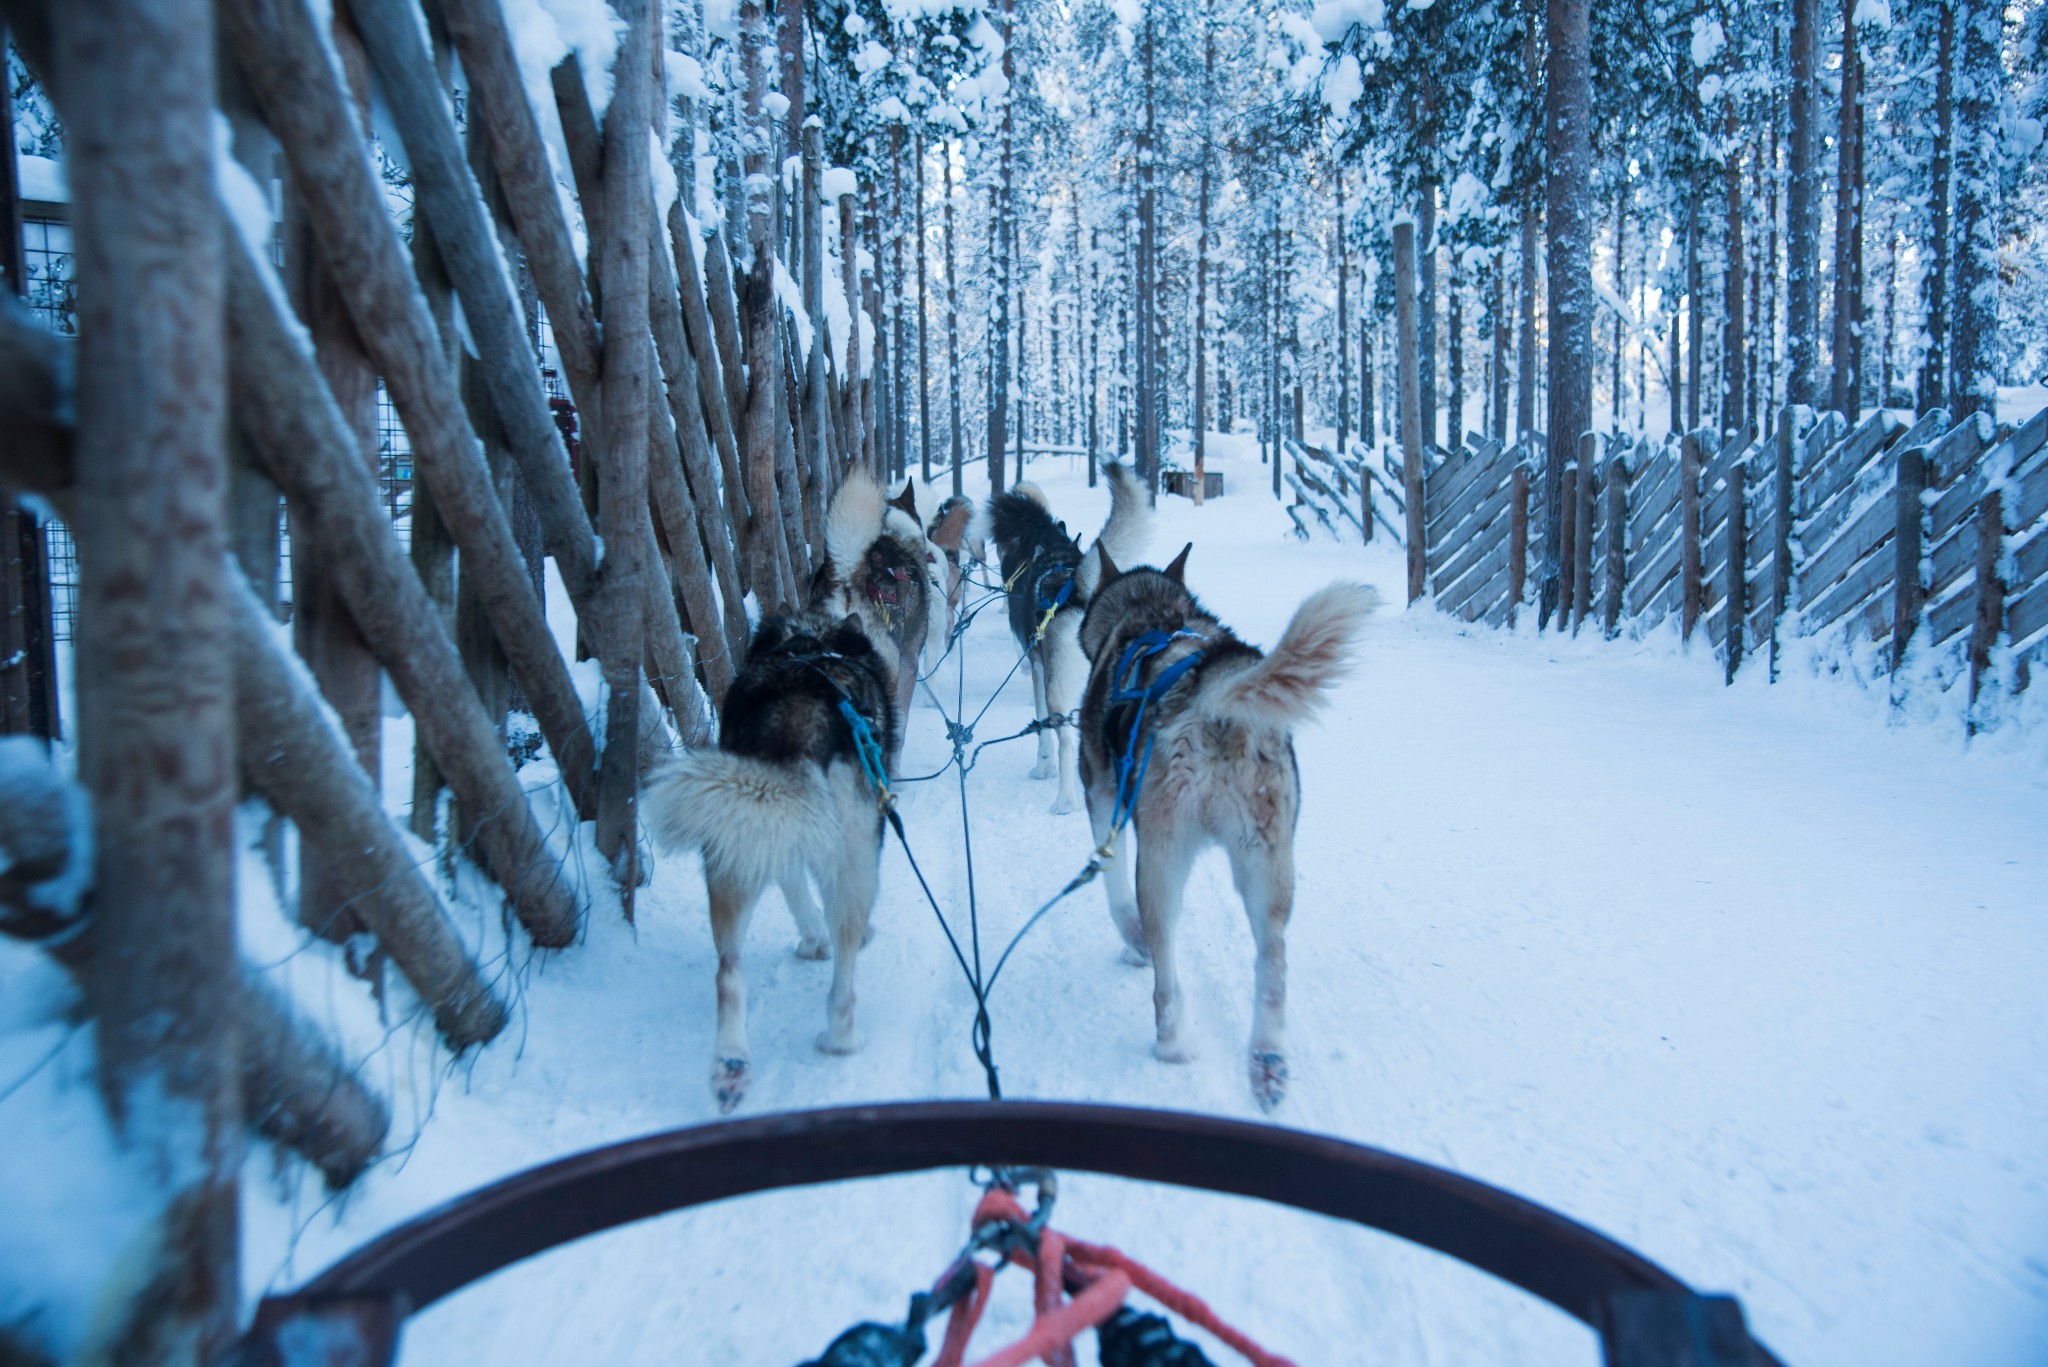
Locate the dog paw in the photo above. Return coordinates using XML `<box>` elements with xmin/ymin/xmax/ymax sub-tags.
<box><xmin>1249</xmin><ymin>1051</ymin><xmax>1289</xmax><ymax>1111</ymax></box>
<box><xmin>1028</xmin><ymin>760</ymin><xmax>1056</xmax><ymax>780</ymax></box>
<box><xmin>795</xmin><ymin>937</ymin><xmax>830</xmax><ymax>961</ymax></box>
<box><xmin>1153</xmin><ymin>1038</ymin><xmax>1193</xmax><ymax>1065</ymax></box>
<box><xmin>816</xmin><ymin>1028</ymin><xmax>866</xmax><ymax>1056</ymax></box>
<box><xmin>1049</xmin><ymin>792</ymin><xmax>1078</xmax><ymax>815</ymax></box>
<box><xmin>1119</xmin><ymin>944</ymin><xmax>1152</xmax><ymax>968</ymax></box>
<box><xmin>711</xmin><ymin>1057</ymin><xmax>750</xmax><ymax>1113</ymax></box>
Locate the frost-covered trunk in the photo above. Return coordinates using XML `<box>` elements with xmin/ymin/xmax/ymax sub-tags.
<box><xmin>1787</xmin><ymin>0</ymin><xmax>1821</xmax><ymax>408</ymax></box>
<box><xmin>1684</xmin><ymin>182</ymin><xmax>1703</xmax><ymax>432</ymax></box>
<box><xmin>1723</xmin><ymin>123</ymin><xmax>1747</xmax><ymax>434</ymax></box>
<box><xmin>1418</xmin><ymin>173</ymin><xmax>1438</xmax><ymax>447</ymax></box>
<box><xmin>1193</xmin><ymin>16</ymin><xmax>1214</xmax><ymax>504</ymax></box>
<box><xmin>1612</xmin><ymin>188</ymin><xmax>1627</xmax><ymax>433</ymax></box>
<box><xmin>1832</xmin><ymin>0</ymin><xmax>1866</xmax><ymax>421</ymax></box>
<box><xmin>987</xmin><ymin>0</ymin><xmax>1015</xmax><ymax>495</ymax></box>
<box><xmin>916</xmin><ymin>131</ymin><xmax>933</xmax><ymax>485</ymax></box>
<box><xmin>1135</xmin><ymin>2</ymin><xmax>1159</xmax><ymax>487</ymax></box>
<box><xmin>1918</xmin><ymin>0</ymin><xmax>1955</xmax><ymax>412</ymax></box>
<box><xmin>1447</xmin><ymin>255</ymin><xmax>1464</xmax><ymax>448</ymax></box>
<box><xmin>1542</xmin><ymin>0</ymin><xmax>1592</xmax><ymax>629</ymax></box>
<box><xmin>891</xmin><ymin>127</ymin><xmax>908</xmax><ymax>482</ymax></box>
<box><xmin>1088</xmin><ymin>224</ymin><xmax>1102</xmax><ymax>486</ymax></box>
<box><xmin>1949</xmin><ymin>0</ymin><xmax>1998</xmax><ymax>419</ymax></box>
<box><xmin>1336</xmin><ymin>171</ymin><xmax>1350</xmax><ymax>453</ymax></box>
<box><xmin>944</xmin><ymin>146</ymin><xmax>965</xmax><ymax>494</ymax></box>
<box><xmin>1518</xmin><ymin>204</ymin><xmax>1538</xmax><ymax>439</ymax></box>
<box><xmin>1492</xmin><ymin>255</ymin><xmax>1510</xmax><ymax>444</ymax></box>
<box><xmin>58</xmin><ymin>0</ymin><xmax>242</xmax><ymax>1355</ymax></box>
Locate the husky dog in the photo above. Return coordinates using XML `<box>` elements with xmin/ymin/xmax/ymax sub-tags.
<box><xmin>644</xmin><ymin>610</ymin><xmax>895</xmax><ymax>1112</ymax></box>
<box><xmin>987</xmin><ymin>464</ymin><xmax>1151</xmax><ymax>813</ymax></box>
<box><xmin>813</xmin><ymin>473</ymin><xmax>932</xmax><ymax>766</ymax></box>
<box><xmin>922</xmin><ymin>492</ymin><xmax>983</xmax><ymax>673</ymax></box>
<box><xmin>1076</xmin><ymin>548</ymin><xmax>1376</xmax><ymax>1109</ymax></box>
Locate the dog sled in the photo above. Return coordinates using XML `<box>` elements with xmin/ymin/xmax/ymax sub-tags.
<box><xmin>237</xmin><ymin>1101</ymin><xmax>1783</xmax><ymax>1367</ymax></box>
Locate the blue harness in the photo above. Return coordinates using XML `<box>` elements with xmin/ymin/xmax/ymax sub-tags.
<box><xmin>1030</xmin><ymin>564</ymin><xmax>1078</xmax><ymax>641</ymax></box>
<box><xmin>1105</xmin><ymin>629</ymin><xmax>1207</xmax><ymax>838</ymax></box>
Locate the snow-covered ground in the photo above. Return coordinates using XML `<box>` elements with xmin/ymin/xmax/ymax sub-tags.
<box><xmin>6</xmin><ymin>433</ymin><xmax>2046</xmax><ymax>1365</ymax></box>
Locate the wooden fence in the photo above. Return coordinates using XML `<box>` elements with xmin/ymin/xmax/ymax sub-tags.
<box><xmin>0</xmin><ymin>0</ymin><xmax>899</xmax><ymax>1304</ymax></box>
<box><xmin>1290</xmin><ymin>406</ymin><xmax>2048</xmax><ymax>702</ymax></box>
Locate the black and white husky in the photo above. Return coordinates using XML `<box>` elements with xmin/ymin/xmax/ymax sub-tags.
<box><xmin>644</xmin><ymin>610</ymin><xmax>896</xmax><ymax>1113</ymax></box>
<box><xmin>923</xmin><ymin>492</ymin><xmax>983</xmax><ymax>672</ymax></box>
<box><xmin>986</xmin><ymin>464</ymin><xmax>1151</xmax><ymax>813</ymax></box>
<box><xmin>1076</xmin><ymin>548</ymin><xmax>1376</xmax><ymax>1110</ymax></box>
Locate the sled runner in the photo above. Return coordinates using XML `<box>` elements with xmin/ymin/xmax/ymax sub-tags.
<box><xmin>235</xmin><ymin>1102</ymin><xmax>1782</xmax><ymax>1367</ymax></box>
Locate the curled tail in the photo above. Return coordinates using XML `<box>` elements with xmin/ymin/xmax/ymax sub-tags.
<box><xmin>1215</xmin><ymin>582</ymin><xmax>1378</xmax><ymax>728</ymax></box>
<box><xmin>1079</xmin><ymin>463</ymin><xmax>1154</xmax><ymax>596</ymax></box>
<box><xmin>643</xmin><ymin>751</ymin><xmax>838</xmax><ymax>889</ymax></box>
<box><xmin>824</xmin><ymin>470</ymin><xmax>886</xmax><ymax>586</ymax></box>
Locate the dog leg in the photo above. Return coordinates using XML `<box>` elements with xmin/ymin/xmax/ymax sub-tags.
<box><xmin>780</xmin><ymin>874</ymin><xmax>829</xmax><ymax>960</ymax></box>
<box><xmin>1087</xmin><ymin>788</ymin><xmax>1147</xmax><ymax>966</ymax></box>
<box><xmin>1027</xmin><ymin>651</ymin><xmax>1057</xmax><ymax>780</ymax></box>
<box><xmin>1229</xmin><ymin>839</ymin><xmax>1297</xmax><ymax>1111</ymax></box>
<box><xmin>817</xmin><ymin>784</ymin><xmax>879</xmax><ymax>1056</ymax></box>
<box><xmin>1136</xmin><ymin>825</ymin><xmax>1199</xmax><ymax>1063</ymax></box>
<box><xmin>708</xmin><ymin>873</ymin><xmax>759</xmax><ymax>1112</ymax></box>
<box><xmin>1044</xmin><ymin>618</ymin><xmax>1081</xmax><ymax>814</ymax></box>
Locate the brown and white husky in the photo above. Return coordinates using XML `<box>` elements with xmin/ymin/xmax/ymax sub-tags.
<box><xmin>1076</xmin><ymin>548</ymin><xmax>1376</xmax><ymax>1109</ymax></box>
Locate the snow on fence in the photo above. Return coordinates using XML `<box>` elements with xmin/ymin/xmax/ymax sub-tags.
<box><xmin>1403</xmin><ymin>406</ymin><xmax>2048</xmax><ymax>700</ymax></box>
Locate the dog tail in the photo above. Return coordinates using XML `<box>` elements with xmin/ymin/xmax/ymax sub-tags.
<box><xmin>1079</xmin><ymin>462</ymin><xmax>1153</xmax><ymax>596</ymax></box>
<box><xmin>643</xmin><ymin>750</ymin><xmax>839</xmax><ymax>889</ymax></box>
<box><xmin>1214</xmin><ymin>582</ymin><xmax>1378</xmax><ymax>728</ymax></box>
<box><xmin>825</xmin><ymin>470</ymin><xmax>885</xmax><ymax>585</ymax></box>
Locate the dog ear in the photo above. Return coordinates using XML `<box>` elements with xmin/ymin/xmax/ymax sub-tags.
<box><xmin>1096</xmin><ymin>546</ymin><xmax>1120</xmax><ymax>584</ymax></box>
<box><xmin>1163</xmin><ymin>542</ymin><xmax>1193</xmax><ymax>583</ymax></box>
<box><xmin>889</xmin><ymin>480</ymin><xmax>918</xmax><ymax>520</ymax></box>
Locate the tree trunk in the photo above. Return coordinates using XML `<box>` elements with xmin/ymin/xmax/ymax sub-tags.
<box><xmin>56</xmin><ymin>0</ymin><xmax>241</xmax><ymax>1353</ymax></box>
<box><xmin>1135</xmin><ymin>0</ymin><xmax>1158</xmax><ymax>487</ymax></box>
<box><xmin>1418</xmin><ymin>178</ymin><xmax>1438</xmax><ymax>447</ymax></box>
<box><xmin>1395</xmin><ymin>219</ymin><xmax>1425</xmax><ymax>601</ymax></box>
<box><xmin>1542</xmin><ymin>0</ymin><xmax>1592</xmax><ymax>629</ymax></box>
<box><xmin>1684</xmin><ymin>179</ymin><xmax>1703</xmax><ymax>432</ymax></box>
<box><xmin>1447</xmin><ymin>253</ymin><xmax>1464</xmax><ymax>448</ymax></box>
<box><xmin>1723</xmin><ymin>128</ymin><xmax>1747</xmax><ymax>434</ymax></box>
<box><xmin>1336</xmin><ymin>170</ymin><xmax>1349</xmax><ymax>452</ymax></box>
<box><xmin>1919</xmin><ymin>0</ymin><xmax>1954</xmax><ymax>412</ymax></box>
<box><xmin>1786</xmin><ymin>0</ymin><xmax>1821</xmax><ymax>407</ymax></box>
<box><xmin>916</xmin><ymin>131</ymin><xmax>933</xmax><ymax>485</ymax></box>
<box><xmin>1518</xmin><ymin>202</ymin><xmax>1539</xmax><ymax>438</ymax></box>
<box><xmin>944</xmin><ymin>145</ymin><xmax>964</xmax><ymax>494</ymax></box>
<box><xmin>1491</xmin><ymin>255</ymin><xmax>1510</xmax><ymax>444</ymax></box>
<box><xmin>1193</xmin><ymin>18</ymin><xmax>1213</xmax><ymax>503</ymax></box>
<box><xmin>1949</xmin><ymin>0</ymin><xmax>1999</xmax><ymax>419</ymax></box>
<box><xmin>1832</xmin><ymin>0</ymin><xmax>1865</xmax><ymax>420</ymax></box>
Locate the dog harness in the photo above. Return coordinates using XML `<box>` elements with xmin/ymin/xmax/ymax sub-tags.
<box><xmin>1032</xmin><ymin>564</ymin><xmax>1078</xmax><ymax>641</ymax></box>
<box><xmin>1103</xmin><ymin>630</ymin><xmax>1207</xmax><ymax>842</ymax></box>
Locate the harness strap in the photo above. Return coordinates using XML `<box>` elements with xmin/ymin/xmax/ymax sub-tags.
<box><xmin>1032</xmin><ymin>565</ymin><xmax>1078</xmax><ymax>642</ymax></box>
<box><xmin>1103</xmin><ymin>631</ymin><xmax>1207</xmax><ymax>844</ymax></box>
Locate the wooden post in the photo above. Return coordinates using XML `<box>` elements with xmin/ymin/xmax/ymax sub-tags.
<box><xmin>56</xmin><ymin>0</ymin><xmax>240</xmax><ymax>1351</ymax></box>
<box><xmin>1509</xmin><ymin>460</ymin><xmax>1531</xmax><ymax>623</ymax></box>
<box><xmin>1680</xmin><ymin>431</ymin><xmax>1704</xmax><ymax>641</ymax></box>
<box><xmin>1360</xmin><ymin>468</ymin><xmax>1374</xmax><ymax>543</ymax></box>
<box><xmin>1890</xmin><ymin>446</ymin><xmax>1927</xmax><ymax>670</ymax></box>
<box><xmin>1394</xmin><ymin>219</ymin><xmax>1426</xmax><ymax>603</ymax></box>
<box><xmin>1558</xmin><ymin>452</ymin><xmax>1578</xmax><ymax>631</ymax></box>
<box><xmin>1771</xmin><ymin>406</ymin><xmax>1798</xmax><ymax>678</ymax></box>
<box><xmin>1603</xmin><ymin>450</ymin><xmax>1627</xmax><ymax>638</ymax></box>
<box><xmin>594</xmin><ymin>0</ymin><xmax>654</xmax><ymax>895</ymax></box>
<box><xmin>1967</xmin><ymin>489</ymin><xmax>2005</xmax><ymax>709</ymax></box>
<box><xmin>1573</xmin><ymin>431</ymin><xmax>1596</xmax><ymax>630</ymax></box>
<box><xmin>1724</xmin><ymin>457</ymin><xmax>1748</xmax><ymax>682</ymax></box>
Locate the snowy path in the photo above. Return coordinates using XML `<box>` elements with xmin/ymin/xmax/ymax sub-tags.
<box><xmin>243</xmin><ymin>439</ymin><xmax>2048</xmax><ymax>1367</ymax></box>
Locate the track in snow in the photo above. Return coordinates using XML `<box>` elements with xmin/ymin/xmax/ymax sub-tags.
<box><xmin>242</xmin><ymin>435</ymin><xmax>2048</xmax><ymax>1367</ymax></box>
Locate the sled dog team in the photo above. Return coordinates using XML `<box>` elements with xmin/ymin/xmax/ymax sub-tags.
<box><xmin>646</xmin><ymin>466</ymin><xmax>1377</xmax><ymax>1113</ymax></box>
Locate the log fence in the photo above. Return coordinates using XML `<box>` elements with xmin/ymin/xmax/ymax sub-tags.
<box><xmin>1376</xmin><ymin>404</ymin><xmax>2048</xmax><ymax>705</ymax></box>
<box><xmin>0</xmin><ymin>0</ymin><xmax>898</xmax><ymax>1229</ymax></box>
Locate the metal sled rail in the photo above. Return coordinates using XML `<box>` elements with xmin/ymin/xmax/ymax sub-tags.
<box><xmin>247</xmin><ymin>1101</ymin><xmax>1782</xmax><ymax>1367</ymax></box>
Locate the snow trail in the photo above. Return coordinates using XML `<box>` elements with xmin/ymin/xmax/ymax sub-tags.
<box><xmin>218</xmin><ymin>435</ymin><xmax>2048</xmax><ymax>1366</ymax></box>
